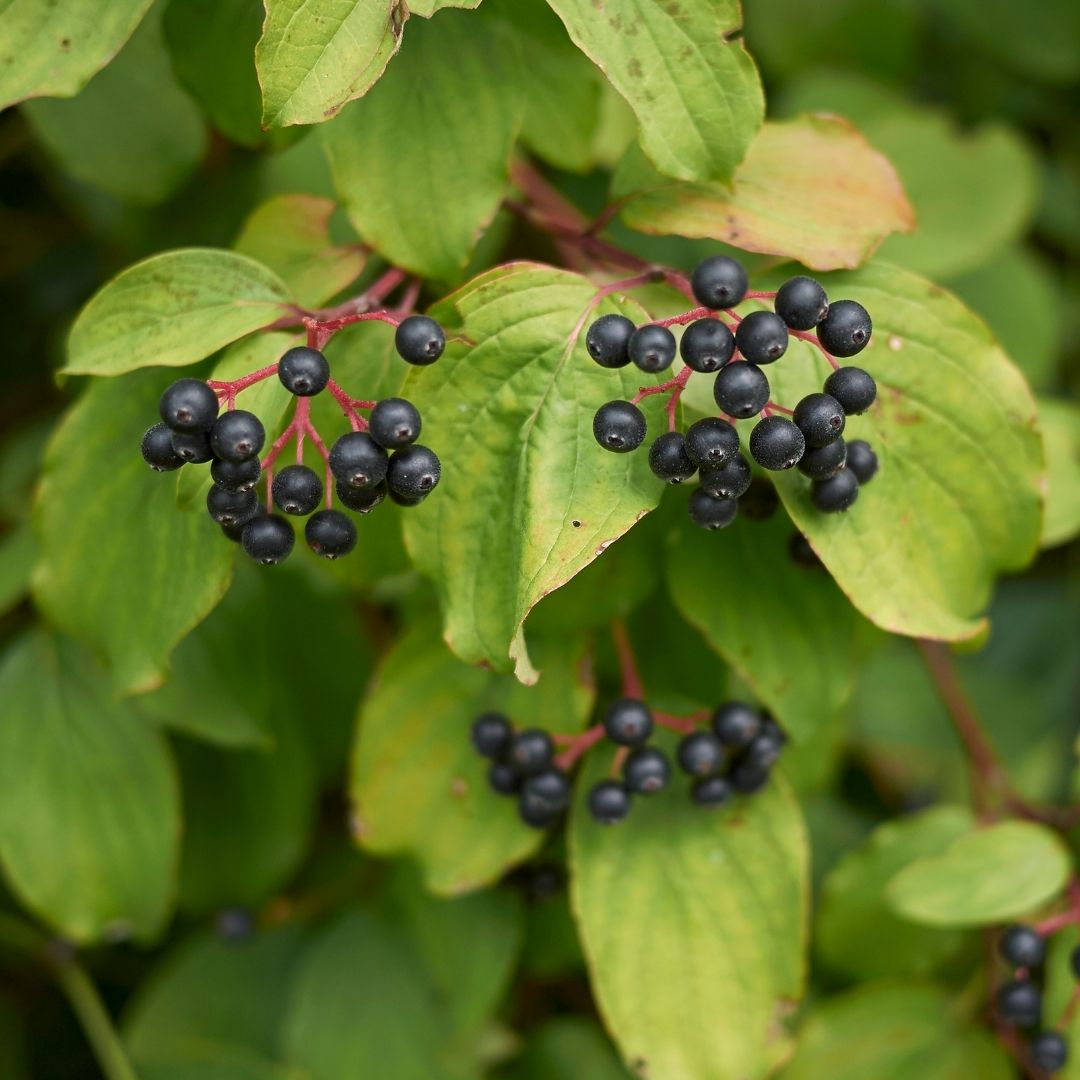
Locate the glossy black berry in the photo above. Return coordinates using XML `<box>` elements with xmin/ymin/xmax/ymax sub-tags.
<box><xmin>676</xmin><ymin>731</ymin><xmax>725</xmax><ymax>777</ymax></box>
<box><xmin>688</xmin><ymin>488</ymin><xmax>738</xmax><ymax>530</ymax></box>
<box><xmin>369</xmin><ymin>398</ymin><xmax>421</xmax><ymax>450</ymax></box>
<box><xmin>508</xmin><ymin>729</ymin><xmax>554</xmax><ymax>776</ymax></box>
<box><xmin>277</xmin><ymin>346</ymin><xmax>330</xmax><ymax>396</ymax></box>
<box><xmin>693</xmin><ymin>775</ymin><xmax>733</xmax><ymax>807</ymax></box>
<box><xmin>160</xmin><ymin>378</ymin><xmax>219</xmax><ymax>431</ymax></box>
<box><xmin>684</xmin><ymin>416</ymin><xmax>740</xmax><ymax>468</ymax></box>
<box><xmin>305</xmin><ymin>509</ymin><xmax>357</xmax><ymax>559</ymax></box>
<box><xmin>1030</xmin><ymin>1032</ymin><xmax>1068</xmax><ymax>1073</ymax></box>
<box><xmin>336</xmin><ymin>479</ymin><xmax>386</xmax><ymax>513</ymax></box>
<box><xmin>648</xmin><ymin>432</ymin><xmax>696</xmax><ymax>483</ymax></box>
<box><xmin>603</xmin><ymin>698</ymin><xmax>654</xmax><ymax>746</ymax></box>
<box><xmin>272</xmin><ymin>465</ymin><xmax>323</xmax><ymax>516</ymax></box>
<box><xmin>749</xmin><ymin>416</ymin><xmax>805</xmax><ymax>471</ymax></box>
<box><xmin>811</xmin><ymin>468</ymin><xmax>859</xmax><ymax>512</ymax></box>
<box><xmin>171</xmin><ymin>428</ymin><xmax>214</xmax><ymax>463</ymax></box>
<box><xmin>737</xmin><ymin>476</ymin><xmax>779</xmax><ymax>520</ymax></box>
<box><xmin>521</xmin><ymin>769</ymin><xmax>571</xmax><ymax>817</ymax></box>
<box><xmin>845</xmin><ymin>440</ymin><xmax>879</xmax><ymax>484</ymax></box>
<box><xmin>240</xmin><ymin>514</ymin><xmax>294</xmax><ymax>565</ymax></box>
<box><xmin>817</xmin><ymin>300</ymin><xmax>872</xmax><ymax>357</ymax></box>
<box><xmin>141</xmin><ymin>423</ymin><xmax>185</xmax><ymax>471</ymax></box>
<box><xmin>798</xmin><ymin>438</ymin><xmax>847</xmax><ymax>480</ymax></box>
<box><xmin>824</xmin><ymin>366</ymin><xmax>877</xmax><ymax>414</ymax></box>
<box><xmin>745</xmin><ymin>729</ymin><xmax>784</xmax><ymax>770</ymax></box>
<box><xmin>714</xmin><ymin>363</ymin><xmax>769</xmax><ymax>418</ymax></box>
<box><xmin>206</xmin><ymin>485</ymin><xmax>258</xmax><ymax>528</ymax></box>
<box><xmin>489</xmin><ymin>761</ymin><xmax>521</xmax><ymax>796</ymax></box>
<box><xmin>388</xmin><ymin>488</ymin><xmax>428</xmax><ymax>508</ymax></box>
<box><xmin>221</xmin><ymin>506</ymin><xmax>259</xmax><ymax>543</ymax></box>
<box><xmin>588</xmin><ymin>780</ymin><xmax>632</xmax><ymax>825</ymax></box>
<box><xmin>329</xmin><ymin>432</ymin><xmax>387</xmax><ymax>490</ymax></box>
<box><xmin>774</xmin><ymin>276</ymin><xmax>829</xmax><ymax>330</ymax></box>
<box><xmin>699</xmin><ymin>454</ymin><xmax>752</xmax><ymax>500</ymax></box>
<box><xmin>680</xmin><ymin>318</ymin><xmax>735</xmax><ymax>373</ymax></box>
<box><xmin>998</xmin><ymin>925</ymin><xmax>1046</xmax><ymax>969</ymax></box>
<box><xmin>623</xmin><ymin>747</ymin><xmax>670</xmax><ymax>795</ymax></box>
<box><xmin>471</xmin><ymin>713</ymin><xmax>511</xmax><ymax>758</ymax></box>
<box><xmin>387</xmin><ymin>445</ymin><xmax>440</xmax><ymax>499</ymax></box>
<box><xmin>628</xmin><ymin>324</ymin><xmax>677</xmax><ymax>373</ymax></box>
<box><xmin>735</xmin><ymin>311</ymin><xmax>789</xmax><ymax>365</ymax></box>
<box><xmin>730</xmin><ymin>760</ymin><xmax>771</xmax><ymax>794</ymax></box>
<box><xmin>210</xmin><ymin>411</ymin><xmax>265</xmax><ymax>463</ymax></box>
<box><xmin>712</xmin><ymin>702</ymin><xmax>762</xmax><ymax>748</ymax></box>
<box><xmin>789</xmin><ymin>532</ymin><xmax>821</xmax><ymax>569</ymax></box>
<box><xmin>794</xmin><ymin>393</ymin><xmax>846</xmax><ymax>447</ymax></box>
<box><xmin>211</xmin><ymin>456</ymin><xmax>261</xmax><ymax>493</ymax></box>
<box><xmin>691</xmin><ymin>255</ymin><xmax>748</xmax><ymax>310</ymax></box>
<box><xmin>995</xmin><ymin>979</ymin><xmax>1042</xmax><ymax>1027</ymax></box>
<box><xmin>586</xmin><ymin>313</ymin><xmax>635</xmax><ymax>368</ymax></box>
<box><xmin>394</xmin><ymin>315</ymin><xmax>445</xmax><ymax>365</ymax></box>
<box><xmin>593</xmin><ymin>400</ymin><xmax>646</xmax><ymax>453</ymax></box>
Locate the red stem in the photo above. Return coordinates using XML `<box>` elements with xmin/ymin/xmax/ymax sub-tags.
<box><xmin>611</xmin><ymin>620</ymin><xmax>644</xmax><ymax>699</ymax></box>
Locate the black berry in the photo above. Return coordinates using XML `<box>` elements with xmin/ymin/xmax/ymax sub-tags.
<box><xmin>730</xmin><ymin>760</ymin><xmax>770</xmax><ymax>794</ymax></box>
<box><xmin>684</xmin><ymin>416</ymin><xmax>739</xmax><ymax>468</ymax></box>
<box><xmin>774</xmin><ymin>276</ymin><xmax>828</xmax><ymax>330</ymax></box>
<box><xmin>394</xmin><ymin>315</ymin><xmax>445</xmax><ymax>365</ymax></box>
<box><xmin>212</xmin><ymin>456</ymin><xmax>261</xmax><ymax>493</ymax></box>
<box><xmin>623</xmin><ymin>747</ymin><xmax>670</xmax><ymax>795</ymax></box>
<box><xmin>749</xmin><ymin>416</ymin><xmax>805</xmax><ymax>471</ymax></box>
<box><xmin>699</xmin><ymin>454</ymin><xmax>752</xmax><ymax>499</ymax></box>
<box><xmin>794</xmin><ymin>393</ymin><xmax>845</xmax><ymax>447</ymax></box>
<box><xmin>141</xmin><ymin>423</ymin><xmax>185</xmax><ymax>471</ymax></box>
<box><xmin>737</xmin><ymin>476</ymin><xmax>779</xmax><ymax>520</ymax></box>
<box><xmin>817</xmin><ymin>300</ymin><xmax>872</xmax><ymax>357</ymax></box>
<box><xmin>593</xmin><ymin>401</ymin><xmax>646</xmax><ymax>453</ymax></box>
<box><xmin>336</xmin><ymin>479</ymin><xmax>386</xmax><ymax>513</ymax></box>
<box><xmin>628</xmin><ymin>324</ymin><xmax>676</xmax><ymax>373</ymax></box>
<box><xmin>272</xmin><ymin>464</ymin><xmax>323</xmax><ymax>516</ymax></box>
<box><xmin>206</xmin><ymin>485</ymin><xmax>258</xmax><ymax>528</ymax></box>
<box><xmin>489</xmin><ymin>761</ymin><xmax>521</xmax><ymax>796</ymax></box>
<box><xmin>221</xmin><ymin>506</ymin><xmax>259</xmax><ymax>543</ymax></box>
<box><xmin>171</xmin><ymin>428</ymin><xmax>214</xmax><ymax>463</ymax></box>
<box><xmin>713</xmin><ymin>363</ymin><xmax>769</xmax><ymax>418</ymax></box>
<box><xmin>387</xmin><ymin>445</ymin><xmax>441</xmax><ymax>499</ymax></box>
<box><xmin>998</xmin><ymin>925</ymin><xmax>1045</xmax><ymax>969</ymax></box>
<box><xmin>692</xmin><ymin>775</ymin><xmax>733</xmax><ymax>807</ymax></box>
<box><xmin>845</xmin><ymin>440</ymin><xmax>878</xmax><ymax>484</ymax></box>
<box><xmin>680</xmin><ymin>318</ymin><xmax>735</xmax><ymax>373</ymax></box>
<box><xmin>789</xmin><ymin>532</ymin><xmax>821</xmax><ymax>568</ymax></box>
<box><xmin>329</xmin><ymin>432</ymin><xmax>388</xmax><ymax>489</ymax></box>
<box><xmin>508</xmin><ymin>729</ymin><xmax>554</xmax><ymax>775</ymax></box>
<box><xmin>602</xmin><ymin>698</ymin><xmax>654</xmax><ymax>746</ymax></box>
<box><xmin>240</xmin><ymin>514</ymin><xmax>294</xmax><ymax>565</ymax></box>
<box><xmin>369</xmin><ymin>398</ymin><xmax>421</xmax><ymax>450</ymax></box>
<box><xmin>712</xmin><ymin>701</ymin><xmax>762</xmax><ymax>747</ymax></box>
<box><xmin>305</xmin><ymin>509</ymin><xmax>357</xmax><ymax>558</ymax></box>
<box><xmin>745</xmin><ymin>729</ymin><xmax>784</xmax><ymax>770</ymax></box>
<box><xmin>586</xmin><ymin>314</ymin><xmax>635</xmax><ymax>368</ymax></box>
<box><xmin>824</xmin><ymin>366</ymin><xmax>877</xmax><ymax>414</ymax></box>
<box><xmin>811</xmin><ymin>468</ymin><xmax>859</xmax><ymax>512</ymax></box>
<box><xmin>648</xmin><ymin>432</ymin><xmax>696</xmax><ymax>483</ymax></box>
<box><xmin>210</xmin><ymin>411</ymin><xmax>265</xmax><ymax>463</ymax></box>
<box><xmin>676</xmin><ymin>731</ymin><xmax>725</xmax><ymax>776</ymax></box>
<box><xmin>1029</xmin><ymin>1032</ymin><xmax>1068</xmax><ymax>1073</ymax></box>
<box><xmin>520</xmin><ymin>769</ymin><xmax>571</xmax><ymax>817</ymax></box>
<box><xmin>995</xmin><ymin>980</ymin><xmax>1042</xmax><ymax>1027</ymax></box>
<box><xmin>388</xmin><ymin>488</ymin><xmax>428</xmax><ymax>508</ymax></box>
<box><xmin>798</xmin><ymin>439</ymin><xmax>847</xmax><ymax>480</ymax></box>
<box><xmin>471</xmin><ymin>713</ymin><xmax>511</xmax><ymax>758</ymax></box>
<box><xmin>278</xmin><ymin>346</ymin><xmax>330</xmax><ymax>396</ymax></box>
<box><xmin>688</xmin><ymin>488</ymin><xmax>738</xmax><ymax>530</ymax></box>
<box><xmin>735</xmin><ymin>311</ymin><xmax>789</xmax><ymax>365</ymax></box>
<box><xmin>588</xmin><ymin>780</ymin><xmax>631</xmax><ymax>825</ymax></box>
<box><xmin>691</xmin><ymin>255</ymin><xmax>748</xmax><ymax>310</ymax></box>
<box><xmin>159</xmin><ymin>378</ymin><xmax>219</xmax><ymax>431</ymax></box>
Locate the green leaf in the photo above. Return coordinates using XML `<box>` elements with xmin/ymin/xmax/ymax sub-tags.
<box><xmin>0</xmin><ymin>632</ymin><xmax>179</xmax><ymax>943</ymax></box>
<box><xmin>759</xmin><ymin>262</ymin><xmax>1043</xmax><ymax>642</ymax></box>
<box><xmin>352</xmin><ymin>619</ymin><xmax>594</xmax><ymax>894</ymax></box>
<box><xmin>886</xmin><ymin>820</ymin><xmax>1071</xmax><ymax>927</ymax></box>
<box><xmin>33</xmin><ymin>370</ymin><xmax>234</xmax><ymax>695</ymax></box>
<box><xmin>616</xmin><ymin>116</ymin><xmax>915</xmax><ymax>270</ymax></box>
<box><xmin>402</xmin><ymin>264</ymin><xmax>663</xmax><ymax>678</ymax></box>
<box><xmin>0</xmin><ymin>522</ymin><xmax>35</xmax><ymax>619</ymax></box>
<box><xmin>666</xmin><ymin>506</ymin><xmax>857</xmax><ymax>742</ymax></box>
<box><xmin>506</xmin><ymin>1019</ymin><xmax>630</xmax><ymax>1080</ymax></box>
<box><xmin>138</xmin><ymin>1050</ymin><xmax>302</xmax><ymax>1080</ymax></box>
<box><xmin>1038</xmin><ymin>398</ymin><xmax>1080</xmax><ymax>549</ymax></box>
<box><xmin>0</xmin><ymin>0</ymin><xmax>154</xmax><ymax>109</ymax></box>
<box><xmin>570</xmin><ymin>743</ymin><xmax>808</xmax><ymax>1080</ymax></box>
<box><xmin>1043</xmin><ymin>927</ymin><xmax>1080</xmax><ymax>1080</ymax></box>
<box><xmin>321</xmin><ymin>11</ymin><xmax>521</xmax><ymax>281</ymax></box>
<box><xmin>815</xmin><ymin>805</ymin><xmax>975</xmax><ymax>981</ymax></box>
<box><xmin>233</xmin><ymin>195</ymin><xmax>366</xmax><ymax>309</ymax></box>
<box><xmin>21</xmin><ymin>5</ymin><xmax>206</xmax><ymax>205</ymax></box>
<box><xmin>545</xmin><ymin>0</ymin><xmax>763</xmax><ymax>184</ymax></box>
<box><xmin>407</xmin><ymin>0</ymin><xmax>483</xmax><ymax>13</ymax></box>
<box><xmin>64</xmin><ymin>249</ymin><xmax>294</xmax><ymax>377</ymax></box>
<box><xmin>780</xmin><ymin>982</ymin><xmax>1012</xmax><ymax>1080</ymax></box>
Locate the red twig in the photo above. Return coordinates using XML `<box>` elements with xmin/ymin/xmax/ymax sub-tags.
<box><xmin>555</xmin><ymin>724</ymin><xmax>606</xmax><ymax>772</ymax></box>
<box><xmin>790</xmin><ymin>327</ymin><xmax>840</xmax><ymax>370</ymax></box>
<box><xmin>611</xmin><ymin>620</ymin><xmax>644</xmax><ymax>699</ymax></box>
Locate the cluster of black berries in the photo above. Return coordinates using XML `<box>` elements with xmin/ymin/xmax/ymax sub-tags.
<box><xmin>586</xmin><ymin>256</ymin><xmax>880</xmax><ymax>528</ymax></box>
<box><xmin>995</xmin><ymin>924</ymin><xmax>1072</xmax><ymax>1073</ymax></box>
<box><xmin>139</xmin><ymin>315</ymin><xmax>445</xmax><ymax>565</ymax></box>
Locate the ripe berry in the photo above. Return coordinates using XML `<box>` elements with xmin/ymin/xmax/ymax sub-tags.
<box><xmin>387</xmin><ymin>445</ymin><xmax>441</xmax><ymax>499</ymax></box>
<box><xmin>735</xmin><ymin>311</ymin><xmax>789</xmax><ymax>365</ymax></box>
<box><xmin>329</xmin><ymin>432</ymin><xmax>388</xmax><ymax>490</ymax></box>
<box><xmin>789</xmin><ymin>533</ymin><xmax>821</xmax><ymax>569</ymax></box>
<box><xmin>676</xmin><ymin>731</ymin><xmax>725</xmax><ymax>776</ymax></box>
<box><xmin>798</xmin><ymin>439</ymin><xmax>847</xmax><ymax>480</ymax></box>
<box><xmin>212</xmin><ymin>456</ymin><xmax>261</xmax><ymax>493</ymax></box>
<box><xmin>471</xmin><ymin>713</ymin><xmax>511</xmax><ymax>758</ymax></box>
<box><xmin>593</xmin><ymin>400</ymin><xmax>646</xmax><ymax>453</ymax></box>
<box><xmin>489</xmin><ymin>761</ymin><xmax>520</xmax><ymax>795</ymax></box>
<box><xmin>394</xmin><ymin>314</ymin><xmax>445</xmax><ymax>365</ymax></box>
<box><xmin>171</xmin><ymin>428</ymin><xmax>214</xmax><ymax>463</ymax></box>
<box><xmin>586</xmin><ymin>313</ymin><xmax>635</xmax><ymax>368</ymax></box>
<box><xmin>845</xmin><ymin>440</ymin><xmax>878</xmax><ymax>484</ymax></box>
<box><xmin>588</xmin><ymin>780</ymin><xmax>631</xmax><ymax>825</ymax></box>
<box><xmin>745</xmin><ymin>729</ymin><xmax>784</xmax><ymax>770</ymax></box>
<box><xmin>688</xmin><ymin>488</ymin><xmax>738</xmax><ymax>530</ymax></box>
<box><xmin>648</xmin><ymin>432</ymin><xmax>696</xmax><ymax>483</ymax></box>
<box><xmin>337</xmin><ymin>480</ymin><xmax>386</xmax><ymax>513</ymax></box>
<box><xmin>305</xmin><ymin>509</ymin><xmax>357</xmax><ymax>559</ymax></box>
<box><xmin>817</xmin><ymin>300</ymin><xmax>872</xmax><ymax>357</ymax></box>
<box><xmin>521</xmin><ymin>769</ymin><xmax>571</xmax><ymax>816</ymax></box>
<box><xmin>278</xmin><ymin>346</ymin><xmax>330</xmax><ymax>396</ymax></box>
<box><xmin>1029</xmin><ymin>1032</ymin><xmax>1068</xmax><ymax>1073</ymax></box>
<box><xmin>750</xmin><ymin>416</ymin><xmax>805</xmax><ymax>471</ymax></box>
<box><xmin>713</xmin><ymin>363</ymin><xmax>769</xmax><ymax>418</ymax></box>
<box><xmin>691</xmin><ymin>255</ymin><xmax>748</xmax><ymax>310</ymax></box>
<box><xmin>680</xmin><ymin>318</ymin><xmax>735</xmax><ymax>373</ymax></box>
<box><xmin>824</xmin><ymin>366</ymin><xmax>877</xmax><ymax>414</ymax></box>
<box><xmin>272</xmin><ymin>465</ymin><xmax>323</xmax><ymax>516</ymax></box>
<box><xmin>693</xmin><ymin>775</ymin><xmax>733</xmax><ymax>807</ymax></box>
<box><xmin>730</xmin><ymin>760</ymin><xmax>770</xmax><ymax>794</ymax></box>
<box><xmin>738</xmin><ymin>476</ymin><xmax>779</xmax><ymax>520</ymax></box>
<box><xmin>998</xmin><ymin>925</ymin><xmax>1046</xmax><ymax>968</ymax></box>
<box><xmin>794</xmin><ymin>393</ymin><xmax>846</xmax><ymax>447</ymax></box>
<box><xmin>699</xmin><ymin>454</ymin><xmax>752</xmax><ymax>499</ymax></box>
<box><xmin>811</xmin><ymin>468</ymin><xmax>859</xmax><ymax>512</ymax></box>
<box><xmin>684</xmin><ymin>416</ymin><xmax>739</xmax><ymax>468</ymax></box>
<box><xmin>221</xmin><ymin>507</ymin><xmax>259</xmax><ymax>543</ymax></box>
<box><xmin>628</xmin><ymin>324</ymin><xmax>677</xmax><ymax>373</ymax></box>
<box><xmin>508</xmin><ymin>729</ymin><xmax>554</xmax><ymax>775</ymax></box>
<box><xmin>712</xmin><ymin>702</ymin><xmax>761</xmax><ymax>747</ymax></box>
<box><xmin>206</xmin><ymin>485</ymin><xmax>258</xmax><ymax>528</ymax></box>
<box><xmin>369</xmin><ymin>398</ymin><xmax>421</xmax><ymax>450</ymax></box>
<box><xmin>210</xmin><ymin>411</ymin><xmax>265</xmax><ymax>463</ymax></box>
<box><xmin>995</xmin><ymin>980</ymin><xmax>1042</xmax><ymax>1027</ymax></box>
<box><xmin>775</xmin><ymin>276</ymin><xmax>829</xmax><ymax>330</ymax></box>
<box><xmin>159</xmin><ymin>378</ymin><xmax>219</xmax><ymax>431</ymax></box>
<box><xmin>141</xmin><ymin>423</ymin><xmax>185</xmax><ymax>471</ymax></box>
<box><xmin>241</xmin><ymin>514</ymin><xmax>294</xmax><ymax>565</ymax></box>
<box><xmin>603</xmin><ymin>699</ymin><xmax>654</xmax><ymax>746</ymax></box>
<box><xmin>388</xmin><ymin>488</ymin><xmax>428</xmax><ymax>508</ymax></box>
<box><xmin>623</xmin><ymin>747</ymin><xmax>670</xmax><ymax>795</ymax></box>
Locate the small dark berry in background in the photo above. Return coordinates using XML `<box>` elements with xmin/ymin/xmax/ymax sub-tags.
<box><xmin>215</xmin><ymin>907</ymin><xmax>255</xmax><ymax>942</ymax></box>
<box><xmin>845</xmin><ymin>440</ymin><xmax>879</xmax><ymax>484</ymax></box>
<box><xmin>586</xmin><ymin>313</ymin><xmax>635</xmax><ymax>368</ymax></box>
<box><xmin>811</xmin><ymin>468</ymin><xmax>859</xmax><ymax>512</ymax></box>
<box><xmin>593</xmin><ymin>400</ymin><xmax>646</xmax><ymax>453</ymax></box>
<box><xmin>628</xmin><ymin>324</ymin><xmax>677</xmax><ymax>373</ymax></box>
<box><xmin>526</xmin><ymin>863</ymin><xmax>564</xmax><ymax>900</ymax></box>
<box><xmin>649</xmin><ymin>432</ymin><xmax>696</xmax><ymax>483</ymax></box>
<box><xmin>395</xmin><ymin>314</ymin><xmax>445</xmax><ymax>365</ymax></box>
<box><xmin>998</xmin><ymin>925</ymin><xmax>1046</xmax><ymax>969</ymax></box>
<box><xmin>825</xmin><ymin>365</ymin><xmax>877</xmax><ymax>414</ymax></box>
<box><xmin>677</xmin><ymin>731</ymin><xmax>725</xmax><ymax>776</ymax></box>
<box><xmin>995</xmin><ymin>979</ymin><xmax>1042</xmax><ymax>1027</ymax></box>
<box><xmin>735</xmin><ymin>311</ymin><xmax>789</xmax><ymax>365</ymax></box>
<box><xmin>210</xmin><ymin>410</ymin><xmax>265</xmax><ymax>463</ymax></box>
<box><xmin>691</xmin><ymin>255</ymin><xmax>748</xmax><ymax>310</ymax></box>
<box><xmin>369</xmin><ymin>398</ymin><xmax>421</xmax><ymax>450</ymax></box>
<box><xmin>798</xmin><ymin>439</ymin><xmax>847</xmax><ymax>480</ymax></box>
<box><xmin>141</xmin><ymin>423</ymin><xmax>185</xmax><ymax>472</ymax></box>
<box><xmin>623</xmin><ymin>747</ymin><xmax>670</xmax><ymax>795</ymax></box>
<box><xmin>793</xmin><ymin>393</ymin><xmax>846</xmax><ymax>447</ymax></box>
<box><xmin>519</xmin><ymin>796</ymin><xmax>560</xmax><ymax>829</ymax></box>
<box><xmin>817</xmin><ymin>300</ymin><xmax>872</xmax><ymax>357</ymax></box>
<box><xmin>745</xmin><ymin>729</ymin><xmax>784</xmax><ymax>770</ymax></box>
<box><xmin>272</xmin><ymin>464</ymin><xmax>323</xmax><ymax>516</ymax></box>
<box><xmin>489</xmin><ymin>761</ymin><xmax>520</xmax><ymax>796</ymax></box>
<box><xmin>685</xmin><ymin>416</ymin><xmax>739</xmax><ymax>468</ymax></box>
<box><xmin>337</xmin><ymin>480</ymin><xmax>387</xmax><ymax>513</ymax></box>
<box><xmin>730</xmin><ymin>761</ymin><xmax>771</xmax><ymax>794</ymax></box>
<box><xmin>603</xmin><ymin>698</ymin><xmax>654</xmax><ymax>746</ymax></box>
<box><xmin>241</xmin><ymin>515</ymin><xmax>294</xmax><ymax>565</ymax></box>
<box><xmin>712</xmin><ymin>702</ymin><xmax>762</xmax><ymax>748</ymax></box>
<box><xmin>737</xmin><ymin>476</ymin><xmax>778</xmax><ymax>520</ymax></box>
<box><xmin>509</xmin><ymin>729</ymin><xmax>554</xmax><ymax>775</ymax></box>
<box><xmin>521</xmin><ymin>769</ymin><xmax>571</xmax><ymax>816</ymax></box>
<box><xmin>207</xmin><ymin>485</ymin><xmax>258</xmax><ymax>528</ymax></box>
<box><xmin>774</xmin><ymin>276</ymin><xmax>828</xmax><ymax>330</ymax></box>
<box><xmin>305</xmin><ymin>509</ymin><xmax>357</xmax><ymax>559</ymax></box>
<box><xmin>171</xmin><ymin>428</ymin><xmax>214</xmax><ymax>464</ymax></box>
<box><xmin>160</xmin><ymin>378</ymin><xmax>219</xmax><ymax>431</ymax></box>
<box><xmin>789</xmin><ymin>532</ymin><xmax>822</xmax><ymax>568</ymax></box>
<box><xmin>278</xmin><ymin>346</ymin><xmax>330</xmax><ymax>396</ymax></box>
<box><xmin>749</xmin><ymin>416</ymin><xmax>805</xmax><ymax>471</ymax></box>
<box><xmin>588</xmin><ymin>780</ymin><xmax>632</xmax><ymax>825</ymax></box>
<box><xmin>714</xmin><ymin>362</ymin><xmax>769</xmax><ymax>418</ymax></box>
<box><xmin>471</xmin><ymin>712</ymin><xmax>511</xmax><ymax>758</ymax></box>
<box><xmin>387</xmin><ymin>445</ymin><xmax>441</xmax><ymax>499</ymax></box>
<box><xmin>692</xmin><ymin>775</ymin><xmax>733</xmax><ymax>807</ymax></box>
<box><xmin>680</xmin><ymin>318</ymin><xmax>735</xmax><ymax>373</ymax></box>
<box><xmin>699</xmin><ymin>454</ymin><xmax>752</xmax><ymax>500</ymax></box>
<box><xmin>1029</xmin><ymin>1032</ymin><xmax>1068</xmax><ymax>1073</ymax></box>
<box><xmin>330</xmin><ymin>432</ymin><xmax>388</xmax><ymax>489</ymax></box>
<box><xmin>212</xmin><ymin>456</ymin><xmax>261</xmax><ymax>493</ymax></box>
<box><xmin>688</xmin><ymin>488</ymin><xmax>738</xmax><ymax>530</ymax></box>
